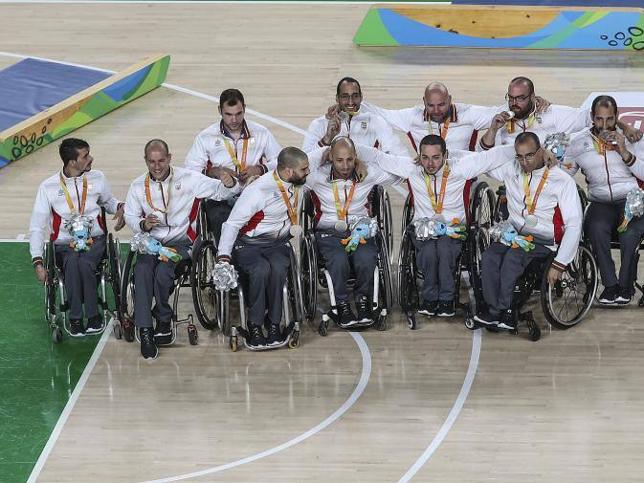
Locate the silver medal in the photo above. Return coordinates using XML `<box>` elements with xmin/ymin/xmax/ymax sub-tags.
<box><xmin>334</xmin><ymin>220</ymin><xmax>348</xmax><ymax>232</ymax></box>
<box><xmin>525</xmin><ymin>214</ymin><xmax>538</xmax><ymax>227</ymax></box>
<box><xmin>290</xmin><ymin>225</ymin><xmax>303</xmax><ymax>237</ymax></box>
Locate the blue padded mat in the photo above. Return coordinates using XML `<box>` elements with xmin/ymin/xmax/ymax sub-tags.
<box><xmin>0</xmin><ymin>58</ymin><xmax>110</xmax><ymax>132</ymax></box>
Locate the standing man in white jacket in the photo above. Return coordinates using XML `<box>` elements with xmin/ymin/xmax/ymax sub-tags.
<box><xmin>478</xmin><ymin>76</ymin><xmax>642</xmax><ymax>151</ymax></box>
<box><xmin>362</xmin><ymin>82</ymin><xmax>498</xmax><ymax>153</ymax></box>
<box><xmin>125</xmin><ymin>139</ymin><xmax>239</xmax><ymax>359</ymax></box>
<box><xmin>562</xmin><ymin>95</ymin><xmax>644</xmax><ymax>305</ymax></box>
<box><xmin>29</xmin><ymin>138</ymin><xmax>125</xmax><ymax>336</ymax></box>
<box><xmin>185</xmin><ymin>89</ymin><xmax>282</xmax><ymax>241</ymax></box>
<box><xmin>475</xmin><ymin>132</ymin><xmax>583</xmax><ymax>330</ymax></box>
<box><xmin>302</xmin><ymin>77</ymin><xmax>409</xmax><ymax>156</ymax></box>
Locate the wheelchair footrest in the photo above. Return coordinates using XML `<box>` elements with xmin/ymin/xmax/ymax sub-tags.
<box><xmin>234</xmin><ymin>321</ymin><xmax>297</xmax><ymax>351</ymax></box>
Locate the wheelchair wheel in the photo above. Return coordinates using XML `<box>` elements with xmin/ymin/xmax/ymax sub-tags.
<box><xmin>372</xmin><ymin>186</ymin><xmax>394</xmax><ymax>263</ymax></box>
<box><xmin>466</xmin><ymin>226</ymin><xmax>489</xmax><ymax>306</ymax></box>
<box><xmin>288</xmin><ymin>242</ymin><xmax>305</xmax><ymax>325</ymax></box>
<box><xmin>300</xmin><ymin>232</ymin><xmax>318</xmax><ymax>325</ymax></box>
<box><xmin>376</xmin><ymin>231</ymin><xmax>393</xmax><ymax>329</ymax></box>
<box><xmin>401</xmin><ymin>192</ymin><xmax>414</xmax><ymax>236</ymax></box>
<box><xmin>43</xmin><ymin>242</ymin><xmax>68</xmax><ymax>340</ymax></box>
<box><xmin>540</xmin><ymin>245</ymin><xmax>598</xmax><ymax>329</ymax></box>
<box><xmin>381</xmin><ymin>188</ymin><xmax>394</xmax><ymax>263</ymax></box>
<box><xmin>301</xmin><ymin>190</ymin><xmax>316</xmax><ymax>234</ymax></box>
<box><xmin>397</xmin><ymin>231</ymin><xmax>419</xmax><ymax>314</ymax></box>
<box><xmin>107</xmin><ymin>233</ymin><xmax>122</xmax><ymax>317</ymax></box>
<box><xmin>190</xmin><ymin>238</ymin><xmax>219</xmax><ymax>330</ymax></box>
<box><xmin>470</xmin><ymin>181</ymin><xmax>495</xmax><ymax>231</ymax></box>
<box><xmin>218</xmin><ymin>290</ymin><xmax>232</xmax><ymax>336</ymax></box>
<box><xmin>120</xmin><ymin>250</ymin><xmax>137</xmax><ymax>342</ymax></box>
<box><xmin>43</xmin><ymin>243</ymin><xmax>58</xmax><ymax>325</ymax></box>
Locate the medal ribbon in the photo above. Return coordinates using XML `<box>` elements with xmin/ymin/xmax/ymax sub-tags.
<box><xmin>507</xmin><ymin>112</ymin><xmax>536</xmax><ymax>134</ymax></box>
<box><xmin>59</xmin><ymin>173</ymin><xmax>88</xmax><ymax>215</ymax></box>
<box><xmin>223</xmin><ymin>137</ymin><xmax>249</xmax><ymax>172</ymax></box>
<box><xmin>273</xmin><ymin>171</ymin><xmax>299</xmax><ymax>226</ymax></box>
<box><xmin>590</xmin><ymin>132</ymin><xmax>616</xmax><ymax>156</ymax></box>
<box><xmin>423</xmin><ymin>164</ymin><xmax>450</xmax><ymax>215</ymax></box>
<box><xmin>522</xmin><ymin>168</ymin><xmax>549</xmax><ymax>217</ymax></box>
<box><xmin>145</xmin><ymin>169</ymin><xmax>173</xmax><ymax>214</ymax></box>
<box><xmin>332</xmin><ymin>180</ymin><xmax>357</xmax><ymax>222</ymax></box>
<box><xmin>428</xmin><ymin>117</ymin><xmax>450</xmax><ymax>139</ymax></box>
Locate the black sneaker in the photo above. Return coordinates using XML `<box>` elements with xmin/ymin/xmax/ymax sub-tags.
<box><xmin>69</xmin><ymin>319</ymin><xmax>85</xmax><ymax>337</ymax></box>
<box><xmin>598</xmin><ymin>285</ymin><xmax>619</xmax><ymax>305</ymax></box>
<box><xmin>615</xmin><ymin>286</ymin><xmax>632</xmax><ymax>305</ymax></box>
<box><xmin>266</xmin><ymin>324</ymin><xmax>283</xmax><ymax>346</ymax></box>
<box><xmin>85</xmin><ymin>315</ymin><xmax>104</xmax><ymax>334</ymax></box>
<box><xmin>497</xmin><ymin>310</ymin><xmax>517</xmax><ymax>330</ymax></box>
<box><xmin>139</xmin><ymin>327</ymin><xmax>158</xmax><ymax>360</ymax></box>
<box><xmin>437</xmin><ymin>300</ymin><xmax>456</xmax><ymax>317</ymax></box>
<box><xmin>473</xmin><ymin>312</ymin><xmax>498</xmax><ymax>326</ymax></box>
<box><xmin>418</xmin><ymin>301</ymin><xmax>438</xmax><ymax>316</ymax></box>
<box><xmin>355</xmin><ymin>296</ymin><xmax>373</xmax><ymax>324</ymax></box>
<box><xmin>337</xmin><ymin>301</ymin><xmax>358</xmax><ymax>328</ymax></box>
<box><xmin>154</xmin><ymin>320</ymin><xmax>172</xmax><ymax>338</ymax></box>
<box><xmin>248</xmin><ymin>325</ymin><xmax>267</xmax><ymax>348</ymax></box>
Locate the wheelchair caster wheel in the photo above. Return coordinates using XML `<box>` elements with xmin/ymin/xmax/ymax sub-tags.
<box><xmin>527</xmin><ymin>319</ymin><xmax>541</xmax><ymax>342</ymax></box>
<box><xmin>510</xmin><ymin>328</ymin><xmax>519</xmax><ymax>336</ymax></box>
<box><xmin>406</xmin><ymin>312</ymin><xmax>417</xmax><ymax>330</ymax></box>
<box><xmin>113</xmin><ymin>323</ymin><xmax>123</xmax><ymax>340</ymax></box>
<box><xmin>318</xmin><ymin>321</ymin><xmax>328</xmax><ymax>337</ymax></box>
<box><xmin>187</xmin><ymin>325</ymin><xmax>198</xmax><ymax>346</ymax></box>
<box><xmin>464</xmin><ymin>318</ymin><xmax>476</xmax><ymax>330</ymax></box>
<box><xmin>122</xmin><ymin>318</ymin><xmax>135</xmax><ymax>343</ymax></box>
<box><xmin>288</xmin><ymin>331</ymin><xmax>300</xmax><ymax>349</ymax></box>
<box><xmin>229</xmin><ymin>335</ymin><xmax>238</xmax><ymax>352</ymax></box>
<box><xmin>376</xmin><ymin>315</ymin><xmax>387</xmax><ymax>331</ymax></box>
<box><xmin>51</xmin><ymin>327</ymin><xmax>63</xmax><ymax>344</ymax></box>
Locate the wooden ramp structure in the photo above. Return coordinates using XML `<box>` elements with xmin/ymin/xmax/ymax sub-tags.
<box><xmin>0</xmin><ymin>53</ymin><xmax>170</xmax><ymax>168</ymax></box>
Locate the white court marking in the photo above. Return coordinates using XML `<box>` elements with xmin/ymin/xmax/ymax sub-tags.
<box><xmin>399</xmin><ymin>329</ymin><xmax>482</xmax><ymax>482</ymax></box>
<box><xmin>143</xmin><ymin>332</ymin><xmax>372</xmax><ymax>483</ymax></box>
<box><xmin>1</xmin><ymin>50</ymin><xmax>479</xmax><ymax>480</ymax></box>
<box><xmin>26</xmin><ymin>319</ymin><xmax>115</xmax><ymax>483</ymax></box>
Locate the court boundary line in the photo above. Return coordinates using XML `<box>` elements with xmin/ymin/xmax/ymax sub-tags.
<box><xmin>26</xmin><ymin>319</ymin><xmax>114</xmax><ymax>483</ymax></box>
<box><xmin>1</xmin><ymin>51</ymin><xmax>478</xmax><ymax>479</ymax></box>
<box><xmin>142</xmin><ymin>331</ymin><xmax>372</xmax><ymax>483</ymax></box>
<box><xmin>398</xmin><ymin>329</ymin><xmax>482</xmax><ymax>482</ymax></box>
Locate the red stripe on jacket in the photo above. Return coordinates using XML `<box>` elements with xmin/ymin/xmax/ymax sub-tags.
<box><xmin>50</xmin><ymin>209</ymin><xmax>61</xmax><ymax>241</ymax></box>
<box><xmin>240</xmin><ymin>211</ymin><xmax>265</xmax><ymax>235</ymax></box>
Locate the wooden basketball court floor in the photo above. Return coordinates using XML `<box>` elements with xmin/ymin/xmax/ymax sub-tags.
<box><xmin>1</xmin><ymin>2</ymin><xmax>643</xmax><ymax>481</ymax></box>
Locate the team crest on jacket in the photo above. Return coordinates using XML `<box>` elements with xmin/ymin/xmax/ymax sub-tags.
<box><xmin>361</xmin><ymin>121</ymin><xmax>367</xmax><ymax>130</ymax></box>
<box><xmin>175</xmin><ymin>181</ymin><xmax>182</xmax><ymax>190</ymax></box>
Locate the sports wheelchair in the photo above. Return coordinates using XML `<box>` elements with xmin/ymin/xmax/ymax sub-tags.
<box><xmin>299</xmin><ymin>185</ymin><xmax>394</xmax><ymax>335</ymax></box>
<box><xmin>118</xmin><ymin>243</ymin><xmax>199</xmax><ymax>347</ymax></box>
<box><xmin>398</xmin><ymin>178</ymin><xmax>496</xmax><ymax>329</ymax></box>
<box><xmin>579</xmin><ymin>188</ymin><xmax>644</xmax><ymax>308</ymax></box>
<box><xmin>43</xmin><ymin>212</ymin><xmax>121</xmax><ymax>343</ymax></box>
<box><xmin>465</xmin><ymin>186</ymin><xmax>598</xmax><ymax>340</ymax></box>
<box><xmin>188</xmin><ymin>197</ymin><xmax>305</xmax><ymax>351</ymax></box>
